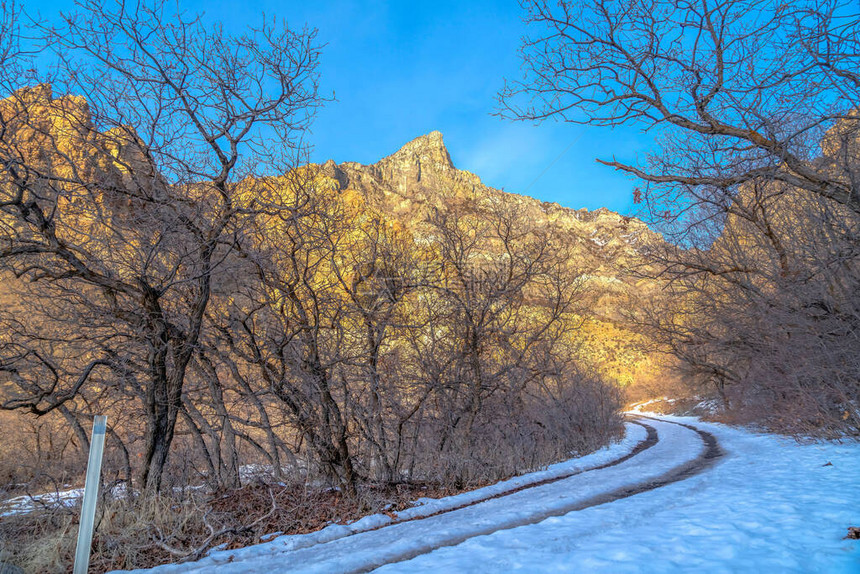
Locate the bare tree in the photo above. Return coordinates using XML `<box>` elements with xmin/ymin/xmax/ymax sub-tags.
<box><xmin>502</xmin><ymin>0</ymin><xmax>860</xmax><ymax>219</ymax></box>
<box><xmin>503</xmin><ymin>0</ymin><xmax>860</xmax><ymax>433</ymax></box>
<box><xmin>401</xmin><ymin>191</ymin><xmax>615</xmax><ymax>482</ymax></box>
<box><xmin>633</xmin><ymin>174</ymin><xmax>860</xmax><ymax>433</ymax></box>
<box><xmin>327</xmin><ymin>210</ymin><xmax>422</xmax><ymax>483</ymax></box>
<box><xmin>219</xmin><ymin>176</ymin><xmax>362</xmax><ymax>493</ymax></box>
<box><xmin>0</xmin><ymin>0</ymin><xmax>322</xmax><ymax>490</ymax></box>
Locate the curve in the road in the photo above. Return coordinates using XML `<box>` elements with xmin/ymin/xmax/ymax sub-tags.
<box><xmin>352</xmin><ymin>417</ymin><xmax>723</xmax><ymax>574</ymax></box>
<box><xmin>366</xmin><ymin>419</ymin><xmax>659</xmax><ymax>527</ymax></box>
<box><xmin>144</xmin><ymin>417</ymin><xmax>720</xmax><ymax>574</ymax></box>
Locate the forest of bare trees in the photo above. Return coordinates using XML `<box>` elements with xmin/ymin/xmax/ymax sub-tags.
<box><xmin>504</xmin><ymin>0</ymin><xmax>860</xmax><ymax>436</ymax></box>
<box><xmin>0</xmin><ymin>1</ymin><xmax>622</xmax><ymax>567</ymax></box>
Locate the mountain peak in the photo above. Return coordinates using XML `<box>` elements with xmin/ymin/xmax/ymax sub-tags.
<box><xmin>408</xmin><ymin>130</ymin><xmax>447</xmax><ymax>154</ymax></box>
<box><xmin>379</xmin><ymin>130</ymin><xmax>454</xmax><ymax>171</ymax></box>
<box><xmin>365</xmin><ymin>131</ymin><xmax>465</xmax><ymax>194</ymax></box>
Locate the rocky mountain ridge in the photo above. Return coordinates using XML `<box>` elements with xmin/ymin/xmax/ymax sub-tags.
<box><xmin>319</xmin><ymin>131</ymin><xmax>663</xmax><ymax>281</ymax></box>
<box><xmin>0</xmin><ymin>82</ymin><xmax>663</xmax><ymax>387</ymax></box>
<box><xmin>316</xmin><ymin>131</ymin><xmax>665</xmax><ymax>387</ymax></box>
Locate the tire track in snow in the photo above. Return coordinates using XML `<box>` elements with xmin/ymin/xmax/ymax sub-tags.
<box><xmin>139</xmin><ymin>418</ymin><xmax>710</xmax><ymax>574</ymax></box>
<box><xmin>351</xmin><ymin>417</ymin><xmax>723</xmax><ymax>573</ymax></box>
<box><xmin>366</xmin><ymin>419</ymin><xmax>658</xmax><ymax>527</ymax></box>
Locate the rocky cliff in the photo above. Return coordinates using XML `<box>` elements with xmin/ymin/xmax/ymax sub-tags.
<box><xmin>318</xmin><ymin>132</ymin><xmax>666</xmax><ymax>386</ymax></box>
<box><xmin>320</xmin><ymin>131</ymin><xmax>663</xmax><ymax>291</ymax></box>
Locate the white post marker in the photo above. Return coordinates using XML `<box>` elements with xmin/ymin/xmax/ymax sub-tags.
<box><xmin>73</xmin><ymin>415</ymin><xmax>107</xmax><ymax>574</ymax></box>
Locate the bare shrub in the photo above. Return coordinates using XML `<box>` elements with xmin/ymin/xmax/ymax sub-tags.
<box><xmin>411</xmin><ymin>371</ymin><xmax>623</xmax><ymax>489</ymax></box>
<box><xmin>0</xmin><ymin>410</ymin><xmax>86</xmax><ymax>495</ymax></box>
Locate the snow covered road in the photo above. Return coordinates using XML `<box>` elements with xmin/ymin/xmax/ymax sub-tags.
<box><xmin>378</xmin><ymin>417</ymin><xmax>860</xmax><ymax>574</ymax></box>
<box><xmin>131</xmin><ymin>416</ymin><xmax>860</xmax><ymax>573</ymax></box>
<box><xmin>135</xmin><ymin>417</ymin><xmax>719</xmax><ymax>574</ymax></box>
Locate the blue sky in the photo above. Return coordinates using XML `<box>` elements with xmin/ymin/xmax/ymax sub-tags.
<box><xmin>26</xmin><ymin>0</ymin><xmax>654</xmax><ymax>214</ymax></box>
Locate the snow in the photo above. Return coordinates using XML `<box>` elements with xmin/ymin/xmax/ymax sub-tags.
<box><xmin>124</xmin><ymin>415</ymin><xmax>860</xmax><ymax>573</ymax></box>
<box><xmin>0</xmin><ymin>464</ymin><xmax>299</xmax><ymax>519</ymax></box>
<box><xmin>0</xmin><ymin>487</ymin><xmax>85</xmax><ymax>517</ymax></box>
<box><xmin>629</xmin><ymin>397</ymin><xmax>722</xmax><ymax>416</ymax></box>
<box><xmin>1</xmin><ymin>482</ymin><xmax>175</xmax><ymax>518</ymax></box>
<box><xmin>127</xmin><ymin>419</ymin><xmax>702</xmax><ymax>573</ymax></box>
<box><xmin>628</xmin><ymin>397</ymin><xmax>671</xmax><ymax>413</ymax></box>
<box><xmin>377</xmin><ymin>416</ymin><xmax>860</xmax><ymax>574</ymax></box>
<box><xmin>121</xmin><ymin>422</ymin><xmax>648</xmax><ymax>573</ymax></box>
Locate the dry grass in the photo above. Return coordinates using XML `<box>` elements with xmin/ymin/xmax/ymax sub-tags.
<box><xmin>0</xmin><ymin>478</ymin><xmax>489</xmax><ymax>573</ymax></box>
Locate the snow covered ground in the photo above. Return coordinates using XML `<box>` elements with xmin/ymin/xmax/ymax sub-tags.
<box><xmin>378</xmin><ymin>416</ymin><xmax>860</xmax><ymax>574</ymax></box>
<box><xmin>125</xmin><ymin>415</ymin><xmax>860</xmax><ymax>573</ymax></box>
<box><xmin>127</xmin><ymin>418</ymin><xmax>702</xmax><ymax>573</ymax></box>
<box><xmin>0</xmin><ymin>486</ymin><xmax>85</xmax><ymax>517</ymax></box>
<box><xmin>129</xmin><ymin>421</ymin><xmax>648</xmax><ymax>573</ymax></box>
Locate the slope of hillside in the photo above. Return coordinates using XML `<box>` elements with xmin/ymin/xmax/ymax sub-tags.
<box><xmin>321</xmin><ymin>132</ymin><xmax>661</xmax><ymax>274</ymax></box>
<box><xmin>318</xmin><ymin>132</ymin><xmax>667</xmax><ymax>386</ymax></box>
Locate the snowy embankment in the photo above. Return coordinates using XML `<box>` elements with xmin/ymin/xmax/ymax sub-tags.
<box><xmin>377</xmin><ymin>415</ymin><xmax>860</xmax><ymax>574</ymax></box>
<box><xmin>127</xmin><ymin>416</ymin><xmax>860</xmax><ymax>573</ymax></box>
<box><xmin>128</xmin><ymin>418</ymin><xmax>705</xmax><ymax>573</ymax></box>
<box><xmin>122</xmin><ymin>422</ymin><xmax>649</xmax><ymax>573</ymax></box>
<box><xmin>0</xmin><ymin>487</ymin><xmax>85</xmax><ymax>517</ymax></box>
